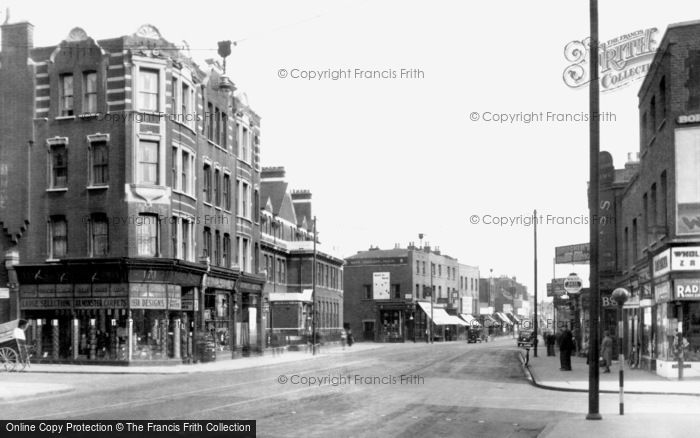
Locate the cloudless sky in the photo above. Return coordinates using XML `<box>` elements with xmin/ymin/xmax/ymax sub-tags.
<box><xmin>5</xmin><ymin>0</ymin><xmax>700</xmax><ymax>299</ymax></box>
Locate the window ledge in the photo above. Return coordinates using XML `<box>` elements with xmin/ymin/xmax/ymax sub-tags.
<box><xmin>203</xmin><ymin>201</ymin><xmax>213</xmax><ymax>208</ymax></box>
<box><xmin>55</xmin><ymin>115</ymin><xmax>75</xmax><ymax>121</ymax></box>
<box><xmin>45</xmin><ymin>258</ymin><xmax>61</xmax><ymax>263</ymax></box>
<box><xmin>172</xmin><ymin>119</ymin><xmax>197</xmax><ymax>135</ymax></box>
<box><xmin>87</xmin><ymin>185</ymin><xmax>109</xmax><ymax>190</ymax></box>
<box><xmin>214</xmin><ymin>206</ymin><xmax>222</xmax><ymax>211</ymax></box>
<box><xmin>46</xmin><ymin>187</ymin><xmax>68</xmax><ymax>192</ymax></box>
<box><xmin>172</xmin><ymin>189</ymin><xmax>196</xmax><ymax>201</ymax></box>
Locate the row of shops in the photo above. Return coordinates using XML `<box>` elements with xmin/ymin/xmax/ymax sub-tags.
<box><xmin>369</xmin><ymin>300</ymin><xmax>521</xmax><ymax>343</ymax></box>
<box><xmin>9</xmin><ymin>259</ymin><xmax>266</xmax><ymax>364</ymax></box>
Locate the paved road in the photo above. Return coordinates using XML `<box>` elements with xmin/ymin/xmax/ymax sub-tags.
<box><xmin>2</xmin><ymin>338</ymin><xmax>700</xmax><ymax>437</ymax></box>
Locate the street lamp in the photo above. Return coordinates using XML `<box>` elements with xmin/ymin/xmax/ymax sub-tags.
<box><xmin>611</xmin><ymin>287</ymin><xmax>630</xmax><ymax>415</ymax></box>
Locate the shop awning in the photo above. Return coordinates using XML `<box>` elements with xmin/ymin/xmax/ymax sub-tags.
<box><xmin>417</xmin><ymin>302</ymin><xmax>459</xmax><ymax>325</ymax></box>
<box><xmin>460</xmin><ymin>314</ymin><xmax>481</xmax><ymax>327</ymax></box>
<box><xmin>483</xmin><ymin>315</ymin><xmax>499</xmax><ymax>324</ymax></box>
<box><xmin>505</xmin><ymin>312</ymin><xmax>520</xmax><ymax>325</ymax></box>
<box><xmin>496</xmin><ymin>312</ymin><xmax>512</xmax><ymax>325</ymax></box>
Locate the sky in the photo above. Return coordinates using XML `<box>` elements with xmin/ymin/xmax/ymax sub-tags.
<box><xmin>4</xmin><ymin>0</ymin><xmax>700</xmax><ymax>300</ymax></box>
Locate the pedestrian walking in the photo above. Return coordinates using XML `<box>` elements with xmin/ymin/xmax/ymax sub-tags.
<box><xmin>546</xmin><ymin>331</ymin><xmax>556</xmax><ymax>357</ymax></box>
<box><xmin>601</xmin><ymin>330</ymin><xmax>613</xmax><ymax>373</ymax></box>
<box><xmin>559</xmin><ymin>328</ymin><xmax>574</xmax><ymax>371</ymax></box>
<box><xmin>346</xmin><ymin>328</ymin><xmax>354</xmax><ymax>347</ymax></box>
<box><xmin>340</xmin><ymin>328</ymin><xmax>347</xmax><ymax>350</ymax></box>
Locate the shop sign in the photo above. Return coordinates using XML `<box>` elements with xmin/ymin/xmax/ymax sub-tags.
<box><xmin>75</xmin><ymin>298</ymin><xmax>128</xmax><ymax>308</ymax></box>
<box><xmin>130</xmin><ymin>297</ymin><xmax>167</xmax><ymax>309</ymax></box>
<box><xmin>600</xmin><ymin>293</ymin><xmax>618</xmax><ymax>309</ymax></box>
<box><xmin>655</xmin><ymin>281</ymin><xmax>671</xmax><ymax>303</ymax></box>
<box><xmin>92</xmin><ymin>283</ymin><xmax>110</xmax><ymax>297</ymax></box>
<box><xmin>653</xmin><ymin>249</ymin><xmax>671</xmax><ymax>278</ymax></box>
<box><xmin>640</xmin><ymin>283</ymin><xmax>653</xmax><ymax>300</ymax></box>
<box><xmin>346</xmin><ymin>257</ymin><xmax>407</xmax><ymax>266</ymax></box>
<box><xmin>555</xmin><ymin>243</ymin><xmax>590</xmax><ymax>264</ymax></box>
<box><xmin>19</xmin><ymin>284</ymin><xmax>37</xmax><ymax>297</ymax></box>
<box><xmin>239</xmin><ymin>281</ymin><xmax>262</xmax><ymax>291</ymax></box>
<box><xmin>670</xmin><ymin>247</ymin><xmax>700</xmax><ymax>271</ymax></box>
<box><xmin>0</xmin><ymin>288</ymin><xmax>9</xmax><ymax>299</ymax></box>
<box><xmin>207</xmin><ymin>277</ymin><xmax>235</xmax><ymax>290</ymax></box>
<box><xmin>373</xmin><ymin>272</ymin><xmax>390</xmax><ymax>300</ymax></box>
<box><xmin>675</xmin><ymin>279</ymin><xmax>700</xmax><ymax>300</ymax></box>
<box><xmin>20</xmin><ymin>298</ymin><xmax>72</xmax><ymax>309</ymax></box>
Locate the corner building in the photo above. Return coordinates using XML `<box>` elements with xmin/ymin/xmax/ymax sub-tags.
<box><xmin>600</xmin><ymin>21</ymin><xmax>700</xmax><ymax>377</ymax></box>
<box><xmin>0</xmin><ymin>22</ymin><xmax>265</xmax><ymax>363</ymax></box>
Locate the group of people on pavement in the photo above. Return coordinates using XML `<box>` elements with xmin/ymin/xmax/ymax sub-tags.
<box><xmin>539</xmin><ymin>327</ymin><xmax>614</xmax><ymax>372</ymax></box>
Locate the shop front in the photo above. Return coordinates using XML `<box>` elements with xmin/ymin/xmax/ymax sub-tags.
<box><xmin>376</xmin><ymin>301</ymin><xmax>413</xmax><ymax>342</ymax></box>
<box><xmin>654</xmin><ymin>277</ymin><xmax>700</xmax><ymax>378</ymax></box>
<box><xmin>15</xmin><ymin>259</ymin><xmax>205</xmax><ymax>364</ymax></box>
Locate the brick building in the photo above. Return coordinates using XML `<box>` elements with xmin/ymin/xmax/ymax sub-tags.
<box><xmin>0</xmin><ymin>21</ymin><xmax>266</xmax><ymax>363</ymax></box>
<box><xmin>344</xmin><ymin>243</ymin><xmax>472</xmax><ymax>342</ymax></box>
<box><xmin>596</xmin><ymin>21</ymin><xmax>700</xmax><ymax>378</ymax></box>
<box><xmin>260</xmin><ymin>167</ymin><xmax>344</xmax><ymax>346</ymax></box>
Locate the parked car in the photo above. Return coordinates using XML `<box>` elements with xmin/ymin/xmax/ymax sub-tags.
<box><xmin>517</xmin><ymin>330</ymin><xmax>534</xmax><ymax>347</ymax></box>
<box><xmin>467</xmin><ymin>331</ymin><xmax>482</xmax><ymax>343</ymax></box>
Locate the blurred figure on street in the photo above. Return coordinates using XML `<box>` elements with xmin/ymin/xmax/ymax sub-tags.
<box><xmin>559</xmin><ymin>328</ymin><xmax>574</xmax><ymax>371</ymax></box>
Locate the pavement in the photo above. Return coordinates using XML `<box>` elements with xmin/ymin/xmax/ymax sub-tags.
<box><xmin>0</xmin><ymin>342</ymin><xmax>382</xmax><ymax>401</ymax></box>
<box><xmin>522</xmin><ymin>343</ymin><xmax>700</xmax><ymax>396</ymax></box>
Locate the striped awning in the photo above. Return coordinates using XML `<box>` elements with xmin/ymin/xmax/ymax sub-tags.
<box><xmin>460</xmin><ymin>314</ymin><xmax>481</xmax><ymax>327</ymax></box>
<box><xmin>495</xmin><ymin>312</ymin><xmax>512</xmax><ymax>325</ymax></box>
<box><xmin>418</xmin><ymin>302</ymin><xmax>465</xmax><ymax>326</ymax></box>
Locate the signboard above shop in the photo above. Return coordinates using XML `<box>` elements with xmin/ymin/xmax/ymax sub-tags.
<box><xmin>373</xmin><ymin>272</ymin><xmax>390</xmax><ymax>300</ymax></box>
<box><xmin>670</xmin><ymin>247</ymin><xmax>700</xmax><ymax>271</ymax></box>
<box><xmin>653</xmin><ymin>249</ymin><xmax>671</xmax><ymax>278</ymax></box>
<box><xmin>555</xmin><ymin>243</ymin><xmax>590</xmax><ymax>264</ymax></box>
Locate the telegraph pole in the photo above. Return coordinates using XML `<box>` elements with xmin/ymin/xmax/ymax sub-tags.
<box><xmin>587</xmin><ymin>0</ymin><xmax>602</xmax><ymax>421</ymax></box>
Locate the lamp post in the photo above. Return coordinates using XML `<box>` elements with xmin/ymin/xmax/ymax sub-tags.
<box><xmin>612</xmin><ymin>287</ymin><xmax>630</xmax><ymax>415</ymax></box>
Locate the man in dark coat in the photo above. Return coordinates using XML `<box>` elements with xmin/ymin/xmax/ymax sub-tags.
<box><xmin>559</xmin><ymin>328</ymin><xmax>574</xmax><ymax>371</ymax></box>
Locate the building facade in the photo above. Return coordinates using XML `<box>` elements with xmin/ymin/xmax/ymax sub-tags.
<box><xmin>260</xmin><ymin>167</ymin><xmax>344</xmax><ymax>347</ymax></box>
<box><xmin>344</xmin><ymin>243</ymin><xmax>475</xmax><ymax>342</ymax></box>
<box><xmin>0</xmin><ymin>22</ymin><xmax>266</xmax><ymax>363</ymax></box>
<box><xmin>597</xmin><ymin>21</ymin><xmax>700</xmax><ymax>378</ymax></box>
